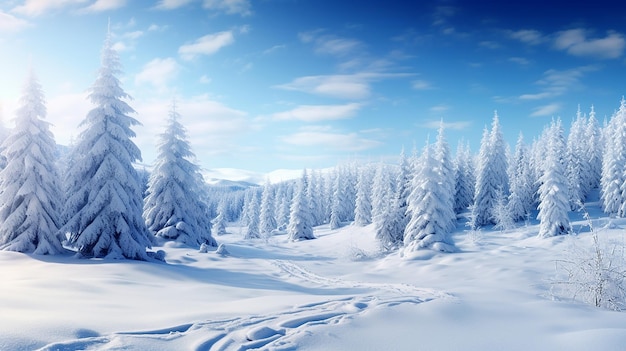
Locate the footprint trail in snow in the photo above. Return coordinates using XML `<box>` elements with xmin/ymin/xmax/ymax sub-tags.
<box><xmin>37</xmin><ymin>260</ymin><xmax>449</xmax><ymax>351</ymax></box>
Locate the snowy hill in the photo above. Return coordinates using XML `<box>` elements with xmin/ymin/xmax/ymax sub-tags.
<box><xmin>3</xmin><ymin>199</ymin><xmax>626</xmax><ymax>350</ymax></box>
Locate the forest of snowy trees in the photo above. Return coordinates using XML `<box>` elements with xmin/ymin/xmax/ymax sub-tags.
<box><xmin>1</xmin><ymin>30</ymin><xmax>626</xmax><ymax>261</ymax></box>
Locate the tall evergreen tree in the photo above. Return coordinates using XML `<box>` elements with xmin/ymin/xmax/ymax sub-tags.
<box><xmin>287</xmin><ymin>170</ymin><xmax>315</xmax><ymax>240</ymax></box>
<box><xmin>245</xmin><ymin>191</ymin><xmax>261</xmax><ymax>239</ymax></box>
<box><xmin>259</xmin><ymin>180</ymin><xmax>277</xmax><ymax>236</ymax></box>
<box><xmin>61</xmin><ymin>31</ymin><xmax>153</xmax><ymax>260</ymax></box>
<box><xmin>601</xmin><ymin>98</ymin><xmax>626</xmax><ymax>216</ymax></box>
<box><xmin>0</xmin><ymin>71</ymin><xmax>64</xmax><ymax>254</ymax></box>
<box><xmin>471</xmin><ymin>112</ymin><xmax>509</xmax><ymax>228</ymax></box>
<box><xmin>453</xmin><ymin>141</ymin><xmax>474</xmax><ymax>213</ymax></box>
<box><xmin>354</xmin><ymin>166</ymin><xmax>373</xmax><ymax>226</ymax></box>
<box><xmin>585</xmin><ymin>107</ymin><xmax>603</xmax><ymax>190</ymax></box>
<box><xmin>508</xmin><ymin>133</ymin><xmax>534</xmax><ymax>221</ymax></box>
<box><xmin>566</xmin><ymin>107</ymin><xmax>589</xmax><ymax>208</ymax></box>
<box><xmin>143</xmin><ymin>102</ymin><xmax>216</xmax><ymax>247</ymax></box>
<box><xmin>212</xmin><ymin>199</ymin><xmax>228</xmax><ymax>235</ymax></box>
<box><xmin>404</xmin><ymin>137</ymin><xmax>456</xmax><ymax>253</ymax></box>
<box><xmin>537</xmin><ymin>119</ymin><xmax>571</xmax><ymax>237</ymax></box>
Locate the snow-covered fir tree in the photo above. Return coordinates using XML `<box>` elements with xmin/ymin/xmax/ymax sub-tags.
<box><xmin>329</xmin><ymin>168</ymin><xmax>347</xmax><ymax>229</ymax></box>
<box><xmin>435</xmin><ymin>122</ymin><xmax>455</xmax><ymax>220</ymax></box>
<box><xmin>601</xmin><ymin>98</ymin><xmax>626</xmax><ymax>216</ymax></box>
<box><xmin>566</xmin><ymin>107</ymin><xmax>589</xmax><ymax>209</ymax></box>
<box><xmin>0</xmin><ymin>71</ymin><xmax>64</xmax><ymax>254</ymax></box>
<box><xmin>394</xmin><ymin>147</ymin><xmax>412</xmax><ymax>233</ymax></box>
<box><xmin>585</xmin><ymin>107</ymin><xmax>603</xmax><ymax>191</ymax></box>
<box><xmin>508</xmin><ymin>133</ymin><xmax>534</xmax><ymax>222</ymax></box>
<box><xmin>245</xmin><ymin>191</ymin><xmax>261</xmax><ymax>239</ymax></box>
<box><xmin>259</xmin><ymin>180</ymin><xmax>277</xmax><ymax>236</ymax></box>
<box><xmin>275</xmin><ymin>183</ymin><xmax>292</xmax><ymax>231</ymax></box>
<box><xmin>354</xmin><ymin>166</ymin><xmax>373</xmax><ymax>226</ymax></box>
<box><xmin>212</xmin><ymin>200</ymin><xmax>228</xmax><ymax>235</ymax></box>
<box><xmin>61</xmin><ymin>32</ymin><xmax>153</xmax><ymax>260</ymax></box>
<box><xmin>143</xmin><ymin>102</ymin><xmax>216</xmax><ymax>248</ymax></box>
<box><xmin>537</xmin><ymin>119</ymin><xmax>571</xmax><ymax>238</ymax></box>
<box><xmin>453</xmin><ymin>141</ymin><xmax>474</xmax><ymax>213</ymax></box>
<box><xmin>371</xmin><ymin>162</ymin><xmax>393</xmax><ymax>221</ymax></box>
<box><xmin>287</xmin><ymin>170</ymin><xmax>315</xmax><ymax>240</ymax></box>
<box><xmin>404</xmin><ymin>134</ymin><xmax>456</xmax><ymax>253</ymax></box>
<box><xmin>375</xmin><ymin>196</ymin><xmax>404</xmax><ymax>251</ymax></box>
<box><xmin>471</xmin><ymin>112</ymin><xmax>509</xmax><ymax>228</ymax></box>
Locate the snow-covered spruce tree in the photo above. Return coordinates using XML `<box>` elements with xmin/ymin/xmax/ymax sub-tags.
<box><xmin>566</xmin><ymin>108</ymin><xmax>589</xmax><ymax>209</ymax></box>
<box><xmin>0</xmin><ymin>71</ymin><xmax>64</xmax><ymax>254</ymax></box>
<box><xmin>371</xmin><ymin>162</ymin><xmax>392</xmax><ymax>221</ymax></box>
<box><xmin>471</xmin><ymin>112</ymin><xmax>509</xmax><ymax>228</ymax></box>
<box><xmin>259</xmin><ymin>180</ymin><xmax>277</xmax><ymax>236</ymax></box>
<box><xmin>537</xmin><ymin>119</ymin><xmax>571</xmax><ymax>238</ymax></box>
<box><xmin>394</xmin><ymin>147</ymin><xmax>412</xmax><ymax>233</ymax></box>
<box><xmin>435</xmin><ymin>122</ymin><xmax>455</xmax><ymax>221</ymax></box>
<box><xmin>585</xmin><ymin>107</ymin><xmax>603</xmax><ymax>191</ymax></box>
<box><xmin>245</xmin><ymin>191</ymin><xmax>261</xmax><ymax>239</ymax></box>
<box><xmin>287</xmin><ymin>170</ymin><xmax>315</xmax><ymax>240</ymax></box>
<box><xmin>329</xmin><ymin>168</ymin><xmax>346</xmax><ymax>229</ymax></box>
<box><xmin>212</xmin><ymin>200</ymin><xmax>228</xmax><ymax>235</ymax></box>
<box><xmin>602</xmin><ymin>98</ymin><xmax>626</xmax><ymax>216</ymax></box>
<box><xmin>354</xmin><ymin>165</ymin><xmax>373</xmax><ymax>226</ymax></box>
<box><xmin>453</xmin><ymin>141</ymin><xmax>474</xmax><ymax>213</ymax></box>
<box><xmin>375</xmin><ymin>196</ymin><xmax>404</xmax><ymax>251</ymax></box>
<box><xmin>508</xmin><ymin>133</ymin><xmax>534</xmax><ymax>222</ymax></box>
<box><xmin>61</xmin><ymin>32</ymin><xmax>153</xmax><ymax>260</ymax></box>
<box><xmin>143</xmin><ymin>102</ymin><xmax>216</xmax><ymax>248</ymax></box>
<box><xmin>404</xmin><ymin>135</ymin><xmax>456</xmax><ymax>253</ymax></box>
<box><xmin>306</xmin><ymin>170</ymin><xmax>323</xmax><ymax>226</ymax></box>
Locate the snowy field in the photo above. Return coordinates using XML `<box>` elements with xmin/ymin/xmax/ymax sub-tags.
<box><xmin>3</xmin><ymin>200</ymin><xmax>626</xmax><ymax>350</ymax></box>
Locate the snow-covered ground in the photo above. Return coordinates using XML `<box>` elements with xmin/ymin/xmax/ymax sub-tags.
<box><xmin>3</xmin><ymin>203</ymin><xmax>626</xmax><ymax>350</ymax></box>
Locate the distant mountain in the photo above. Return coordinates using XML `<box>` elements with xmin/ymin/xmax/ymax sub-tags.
<box><xmin>201</xmin><ymin>168</ymin><xmax>303</xmax><ymax>186</ymax></box>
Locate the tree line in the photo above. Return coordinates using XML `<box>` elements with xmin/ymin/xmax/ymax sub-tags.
<box><xmin>1</xmin><ymin>29</ymin><xmax>625</xmax><ymax>260</ymax></box>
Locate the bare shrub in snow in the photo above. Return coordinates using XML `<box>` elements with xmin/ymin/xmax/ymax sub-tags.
<box><xmin>551</xmin><ymin>212</ymin><xmax>626</xmax><ymax>311</ymax></box>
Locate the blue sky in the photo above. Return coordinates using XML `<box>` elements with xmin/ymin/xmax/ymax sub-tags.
<box><xmin>0</xmin><ymin>0</ymin><xmax>625</xmax><ymax>173</ymax></box>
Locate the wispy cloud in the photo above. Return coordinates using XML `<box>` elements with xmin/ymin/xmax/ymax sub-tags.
<box><xmin>0</xmin><ymin>11</ymin><xmax>30</xmax><ymax>32</ymax></box>
<box><xmin>276</xmin><ymin>72</ymin><xmax>411</xmax><ymax>100</ymax></box>
<box><xmin>12</xmin><ymin>0</ymin><xmax>88</xmax><ymax>16</ymax></box>
<box><xmin>133</xmin><ymin>94</ymin><xmax>250</xmax><ymax>163</ymax></box>
<box><xmin>509</xmin><ymin>29</ymin><xmax>545</xmax><ymax>45</ymax></box>
<box><xmin>135</xmin><ymin>57</ymin><xmax>180</xmax><ymax>92</ymax></box>
<box><xmin>178</xmin><ymin>31</ymin><xmax>234</xmax><ymax>60</ymax></box>
<box><xmin>154</xmin><ymin>0</ymin><xmax>194</xmax><ymax>10</ymax></box>
<box><xmin>272</xmin><ymin>103</ymin><xmax>361</xmax><ymax>122</ymax></box>
<box><xmin>80</xmin><ymin>0</ymin><xmax>126</xmax><ymax>12</ymax></box>
<box><xmin>509</xmin><ymin>57</ymin><xmax>530</xmax><ymax>65</ymax></box>
<box><xmin>554</xmin><ymin>29</ymin><xmax>625</xmax><ymax>59</ymax></box>
<box><xmin>203</xmin><ymin>0</ymin><xmax>251</xmax><ymax>16</ymax></box>
<box><xmin>282</xmin><ymin>129</ymin><xmax>382</xmax><ymax>152</ymax></box>
<box><xmin>519</xmin><ymin>65</ymin><xmax>598</xmax><ymax>100</ymax></box>
<box><xmin>429</xmin><ymin>104</ymin><xmax>449</xmax><ymax>113</ymax></box>
<box><xmin>263</xmin><ymin>44</ymin><xmax>286</xmax><ymax>55</ymax></box>
<box><xmin>298</xmin><ymin>30</ymin><xmax>363</xmax><ymax>57</ymax></box>
<box><xmin>412</xmin><ymin>79</ymin><xmax>433</xmax><ymax>90</ymax></box>
<box><xmin>531</xmin><ymin>103</ymin><xmax>561</xmax><ymax>117</ymax></box>
<box><xmin>423</xmin><ymin>119</ymin><xmax>471</xmax><ymax>130</ymax></box>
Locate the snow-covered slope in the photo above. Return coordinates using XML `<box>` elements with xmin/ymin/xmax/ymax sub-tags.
<box><xmin>3</xmin><ymin>203</ymin><xmax>626</xmax><ymax>350</ymax></box>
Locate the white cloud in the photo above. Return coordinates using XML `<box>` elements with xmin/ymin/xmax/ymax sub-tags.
<box><xmin>0</xmin><ymin>11</ymin><xmax>30</xmax><ymax>32</ymax></box>
<box><xmin>298</xmin><ymin>30</ymin><xmax>363</xmax><ymax>57</ymax></box>
<box><xmin>179</xmin><ymin>31</ymin><xmax>234</xmax><ymax>60</ymax></box>
<box><xmin>80</xmin><ymin>0</ymin><xmax>126</xmax><ymax>12</ymax></box>
<box><xmin>276</xmin><ymin>72</ymin><xmax>411</xmax><ymax>100</ymax></box>
<box><xmin>530</xmin><ymin>103</ymin><xmax>561</xmax><ymax>117</ymax></box>
<box><xmin>263</xmin><ymin>44</ymin><xmax>286</xmax><ymax>55</ymax></box>
<box><xmin>135</xmin><ymin>57</ymin><xmax>180</xmax><ymax>91</ymax></box>
<box><xmin>154</xmin><ymin>0</ymin><xmax>194</xmax><ymax>9</ymax></box>
<box><xmin>554</xmin><ymin>29</ymin><xmax>625</xmax><ymax>59</ymax></box>
<box><xmin>509</xmin><ymin>57</ymin><xmax>530</xmax><ymax>65</ymax></box>
<box><xmin>519</xmin><ymin>66</ymin><xmax>597</xmax><ymax>101</ymax></box>
<box><xmin>199</xmin><ymin>75</ymin><xmax>211</xmax><ymax>84</ymax></box>
<box><xmin>133</xmin><ymin>94</ymin><xmax>250</xmax><ymax>165</ymax></box>
<box><xmin>429</xmin><ymin>104</ymin><xmax>449</xmax><ymax>113</ymax></box>
<box><xmin>412</xmin><ymin>79</ymin><xmax>433</xmax><ymax>90</ymax></box>
<box><xmin>12</xmin><ymin>0</ymin><xmax>88</xmax><ymax>16</ymax></box>
<box><xmin>272</xmin><ymin>103</ymin><xmax>361</xmax><ymax>122</ymax></box>
<box><xmin>282</xmin><ymin>130</ymin><xmax>381</xmax><ymax>152</ymax></box>
<box><xmin>423</xmin><ymin>120</ymin><xmax>471</xmax><ymax>130</ymax></box>
<box><xmin>509</xmin><ymin>29</ymin><xmax>545</xmax><ymax>45</ymax></box>
<box><xmin>203</xmin><ymin>0</ymin><xmax>251</xmax><ymax>16</ymax></box>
